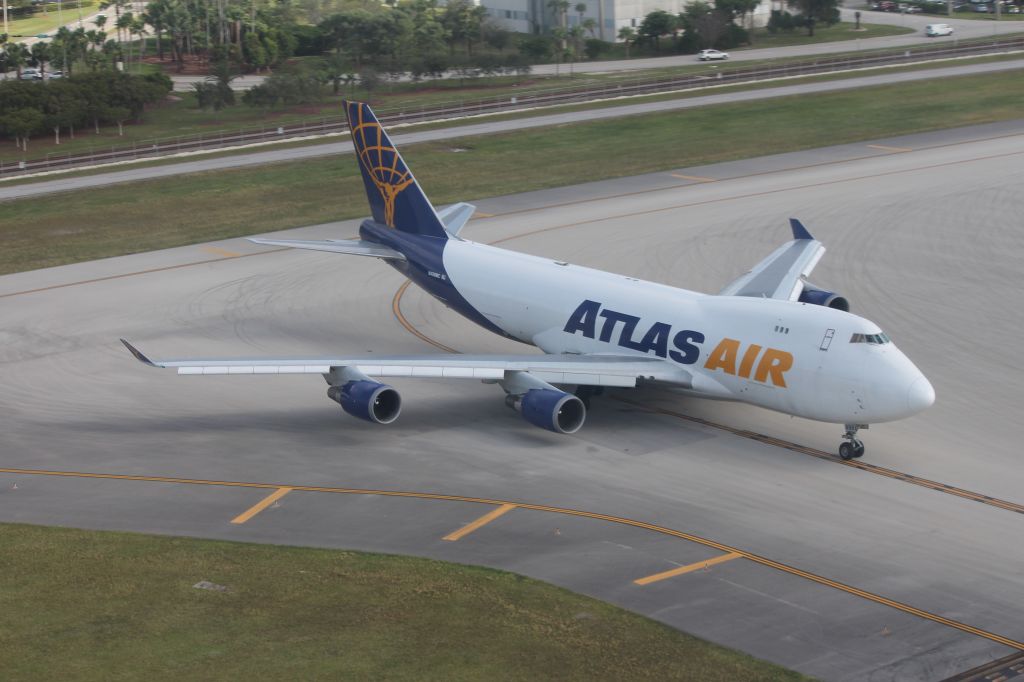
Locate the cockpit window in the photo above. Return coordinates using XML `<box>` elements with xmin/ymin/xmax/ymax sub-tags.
<box><xmin>850</xmin><ymin>332</ymin><xmax>891</xmax><ymax>345</ymax></box>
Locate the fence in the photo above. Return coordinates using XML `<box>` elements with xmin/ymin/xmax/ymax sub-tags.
<box><xmin>2</xmin><ymin>35</ymin><xmax>1022</xmax><ymax>179</ymax></box>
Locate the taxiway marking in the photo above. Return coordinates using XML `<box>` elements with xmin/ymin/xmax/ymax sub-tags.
<box><xmin>670</xmin><ymin>173</ymin><xmax>716</xmax><ymax>182</ymax></box>
<box><xmin>0</xmin><ymin>248</ymin><xmax>288</xmax><ymax>299</ymax></box>
<box><xmin>443</xmin><ymin>504</ymin><xmax>516</xmax><ymax>541</ymax></box>
<box><xmin>634</xmin><ymin>552</ymin><xmax>743</xmax><ymax>585</ymax></box>
<box><xmin>614</xmin><ymin>396</ymin><xmax>1024</xmax><ymax>516</ymax></box>
<box><xmin>867</xmin><ymin>144</ymin><xmax>913</xmax><ymax>153</ymax></box>
<box><xmin>201</xmin><ymin>245</ymin><xmax>242</xmax><ymax>258</ymax></box>
<box><xmin>2</xmin><ymin>466</ymin><xmax>1022</xmax><ymax>651</ymax></box>
<box><xmin>231</xmin><ymin>487</ymin><xmax>292</xmax><ymax>524</ymax></box>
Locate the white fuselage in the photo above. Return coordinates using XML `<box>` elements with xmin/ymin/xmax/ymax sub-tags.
<box><xmin>442</xmin><ymin>238</ymin><xmax>933</xmax><ymax>425</ymax></box>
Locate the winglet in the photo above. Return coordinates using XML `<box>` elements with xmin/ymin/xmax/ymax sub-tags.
<box><xmin>790</xmin><ymin>218</ymin><xmax>814</xmax><ymax>241</ymax></box>
<box><xmin>120</xmin><ymin>339</ymin><xmax>157</xmax><ymax>367</ymax></box>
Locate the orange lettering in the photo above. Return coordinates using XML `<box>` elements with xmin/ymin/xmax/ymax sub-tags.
<box><xmin>737</xmin><ymin>344</ymin><xmax>762</xmax><ymax>379</ymax></box>
<box><xmin>704</xmin><ymin>338</ymin><xmax>740</xmax><ymax>375</ymax></box>
<box><xmin>754</xmin><ymin>349</ymin><xmax>793</xmax><ymax>387</ymax></box>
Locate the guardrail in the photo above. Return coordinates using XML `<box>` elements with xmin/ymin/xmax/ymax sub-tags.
<box><xmin>2</xmin><ymin>35</ymin><xmax>1023</xmax><ymax>179</ymax></box>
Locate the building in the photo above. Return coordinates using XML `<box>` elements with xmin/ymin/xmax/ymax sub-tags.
<box><xmin>479</xmin><ymin>0</ymin><xmax>772</xmax><ymax>41</ymax></box>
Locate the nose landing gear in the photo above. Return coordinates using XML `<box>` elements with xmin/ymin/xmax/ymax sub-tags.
<box><xmin>839</xmin><ymin>424</ymin><xmax>867</xmax><ymax>460</ymax></box>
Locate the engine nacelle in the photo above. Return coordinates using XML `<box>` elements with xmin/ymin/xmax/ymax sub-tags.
<box><xmin>506</xmin><ymin>388</ymin><xmax>586</xmax><ymax>434</ymax></box>
<box><xmin>799</xmin><ymin>286</ymin><xmax>850</xmax><ymax>312</ymax></box>
<box><xmin>327</xmin><ymin>380</ymin><xmax>402</xmax><ymax>424</ymax></box>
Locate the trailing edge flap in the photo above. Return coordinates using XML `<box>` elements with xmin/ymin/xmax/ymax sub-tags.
<box><xmin>119</xmin><ymin>341</ymin><xmax>693</xmax><ymax>388</ymax></box>
<box><xmin>248</xmin><ymin>237</ymin><xmax>406</xmax><ymax>261</ymax></box>
<box><xmin>717</xmin><ymin>219</ymin><xmax>824</xmax><ymax>301</ymax></box>
<box><xmin>436</xmin><ymin>202</ymin><xmax>476</xmax><ymax>238</ymax></box>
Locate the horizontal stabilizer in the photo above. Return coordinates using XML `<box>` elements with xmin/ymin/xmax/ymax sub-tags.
<box><xmin>436</xmin><ymin>202</ymin><xmax>476</xmax><ymax>238</ymax></box>
<box><xmin>248</xmin><ymin>238</ymin><xmax>406</xmax><ymax>261</ymax></box>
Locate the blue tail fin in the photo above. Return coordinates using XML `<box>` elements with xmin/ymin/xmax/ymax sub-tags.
<box><xmin>344</xmin><ymin>101</ymin><xmax>448</xmax><ymax>239</ymax></box>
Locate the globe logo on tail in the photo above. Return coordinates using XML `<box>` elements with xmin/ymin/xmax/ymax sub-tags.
<box><xmin>349</xmin><ymin>104</ymin><xmax>414</xmax><ymax>228</ymax></box>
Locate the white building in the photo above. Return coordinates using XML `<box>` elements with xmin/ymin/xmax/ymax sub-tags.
<box><xmin>480</xmin><ymin>0</ymin><xmax>772</xmax><ymax>41</ymax></box>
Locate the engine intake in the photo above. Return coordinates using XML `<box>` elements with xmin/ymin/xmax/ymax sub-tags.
<box><xmin>327</xmin><ymin>380</ymin><xmax>402</xmax><ymax>424</ymax></box>
<box><xmin>799</xmin><ymin>286</ymin><xmax>850</xmax><ymax>312</ymax></box>
<box><xmin>506</xmin><ymin>388</ymin><xmax>586</xmax><ymax>434</ymax></box>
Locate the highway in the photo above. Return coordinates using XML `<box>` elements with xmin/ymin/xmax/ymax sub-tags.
<box><xmin>2</xmin><ymin>57</ymin><xmax>1023</xmax><ymax>203</ymax></box>
<box><xmin>2</xmin><ymin>122</ymin><xmax>1023</xmax><ymax>680</ymax></box>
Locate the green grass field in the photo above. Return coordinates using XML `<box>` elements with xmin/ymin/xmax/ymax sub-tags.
<box><xmin>1</xmin><ymin>68</ymin><xmax>1021</xmax><ymax>276</ymax></box>
<box><xmin>0</xmin><ymin>523</ymin><xmax>808</xmax><ymax>681</ymax></box>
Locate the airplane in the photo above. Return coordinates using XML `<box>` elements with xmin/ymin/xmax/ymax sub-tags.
<box><xmin>122</xmin><ymin>101</ymin><xmax>935</xmax><ymax>461</ymax></box>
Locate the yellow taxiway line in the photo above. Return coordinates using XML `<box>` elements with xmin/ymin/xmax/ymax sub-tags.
<box><xmin>231</xmin><ymin>487</ymin><xmax>292</xmax><ymax>524</ymax></box>
<box><xmin>670</xmin><ymin>173</ymin><xmax>716</xmax><ymax>182</ymax></box>
<box><xmin>867</xmin><ymin>144</ymin><xmax>913</xmax><ymax>153</ymax></box>
<box><xmin>634</xmin><ymin>552</ymin><xmax>744</xmax><ymax>585</ymax></box>
<box><xmin>2</xmin><ymin>467</ymin><xmax>1022</xmax><ymax>651</ymax></box>
<box><xmin>443</xmin><ymin>503</ymin><xmax>517</xmax><ymax>541</ymax></box>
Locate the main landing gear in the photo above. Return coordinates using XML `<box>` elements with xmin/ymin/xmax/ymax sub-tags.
<box><xmin>838</xmin><ymin>424</ymin><xmax>867</xmax><ymax>460</ymax></box>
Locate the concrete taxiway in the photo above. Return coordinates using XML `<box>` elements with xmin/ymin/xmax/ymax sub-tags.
<box><xmin>2</xmin><ymin>122</ymin><xmax>1024</xmax><ymax>680</ymax></box>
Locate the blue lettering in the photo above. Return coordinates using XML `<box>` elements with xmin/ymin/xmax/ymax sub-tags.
<box><xmin>564</xmin><ymin>300</ymin><xmax>600</xmax><ymax>338</ymax></box>
<box><xmin>563</xmin><ymin>301</ymin><xmax>705</xmax><ymax>364</ymax></box>
<box><xmin>599</xmin><ymin>309</ymin><xmax>640</xmax><ymax>345</ymax></box>
<box><xmin>670</xmin><ymin>330</ymin><xmax>705</xmax><ymax>365</ymax></box>
<box><xmin>637</xmin><ymin>322</ymin><xmax>671</xmax><ymax>358</ymax></box>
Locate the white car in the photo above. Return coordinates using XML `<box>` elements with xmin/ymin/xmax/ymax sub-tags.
<box><xmin>698</xmin><ymin>49</ymin><xmax>729</xmax><ymax>61</ymax></box>
<box><xmin>925</xmin><ymin>23</ymin><xmax>954</xmax><ymax>36</ymax></box>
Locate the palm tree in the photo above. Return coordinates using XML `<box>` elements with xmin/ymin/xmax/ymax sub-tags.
<box><xmin>574</xmin><ymin>2</ymin><xmax>586</xmax><ymax>26</ymax></box>
<box><xmin>547</xmin><ymin>0</ymin><xmax>569</xmax><ymax>49</ymax></box>
<box><xmin>30</xmin><ymin>41</ymin><xmax>50</xmax><ymax>77</ymax></box>
<box><xmin>4</xmin><ymin>41</ymin><xmax>29</xmax><ymax>77</ymax></box>
<box><xmin>131</xmin><ymin>15</ymin><xmax>147</xmax><ymax>68</ymax></box>
<box><xmin>617</xmin><ymin>26</ymin><xmax>636</xmax><ymax>58</ymax></box>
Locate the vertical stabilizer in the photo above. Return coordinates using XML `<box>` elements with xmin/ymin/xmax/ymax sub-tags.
<box><xmin>344</xmin><ymin>101</ymin><xmax>448</xmax><ymax>239</ymax></box>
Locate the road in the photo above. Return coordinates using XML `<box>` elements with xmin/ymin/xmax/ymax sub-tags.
<box><xmin>161</xmin><ymin>9</ymin><xmax>1024</xmax><ymax>89</ymax></box>
<box><xmin>2</xmin><ymin>57</ymin><xmax>1022</xmax><ymax>203</ymax></box>
<box><xmin>2</xmin><ymin>123</ymin><xmax>1023</xmax><ymax>680</ymax></box>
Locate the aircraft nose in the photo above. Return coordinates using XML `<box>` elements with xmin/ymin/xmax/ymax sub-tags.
<box><xmin>907</xmin><ymin>376</ymin><xmax>935</xmax><ymax>414</ymax></box>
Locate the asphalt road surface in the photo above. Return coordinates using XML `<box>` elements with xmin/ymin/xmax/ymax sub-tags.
<box><xmin>3</xmin><ymin>122</ymin><xmax>1024</xmax><ymax>679</ymax></box>
<box><xmin>2</xmin><ymin>57</ymin><xmax>1023</xmax><ymax>204</ymax></box>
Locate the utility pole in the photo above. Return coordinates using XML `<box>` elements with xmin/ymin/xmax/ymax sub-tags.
<box><xmin>3</xmin><ymin>0</ymin><xmax>9</xmax><ymax>43</ymax></box>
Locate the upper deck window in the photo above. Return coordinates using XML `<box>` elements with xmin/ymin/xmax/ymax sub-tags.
<box><xmin>850</xmin><ymin>332</ymin><xmax>891</xmax><ymax>345</ymax></box>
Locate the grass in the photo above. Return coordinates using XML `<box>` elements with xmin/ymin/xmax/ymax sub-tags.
<box><xmin>1</xmin><ymin>68</ymin><xmax>1022</xmax><ymax>275</ymax></box>
<box><xmin>739</xmin><ymin>21</ymin><xmax>914</xmax><ymax>49</ymax></box>
<box><xmin>4</xmin><ymin>8</ymin><xmax>90</xmax><ymax>39</ymax></box>
<box><xmin>0</xmin><ymin>523</ymin><xmax>808</xmax><ymax>681</ymax></box>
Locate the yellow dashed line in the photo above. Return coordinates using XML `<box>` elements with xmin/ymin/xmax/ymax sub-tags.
<box><xmin>230</xmin><ymin>487</ymin><xmax>292</xmax><ymax>524</ymax></box>
<box><xmin>443</xmin><ymin>504</ymin><xmax>516</xmax><ymax>541</ymax></box>
<box><xmin>472</xmin><ymin>212</ymin><xmax>495</xmax><ymax>218</ymax></box>
<box><xmin>671</xmin><ymin>173</ymin><xmax>716</xmax><ymax>182</ymax></box>
<box><xmin>201</xmin><ymin>245</ymin><xmax>242</xmax><ymax>258</ymax></box>
<box><xmin>2</xmin><ymin>467</ymin><xmax>1022</xmax><ymax>651</ymax></box>
<box><xmin>867</xmin><ymin>144</ymin><xmax>913</xmax><ymax>153</ymax></box>
<box><xmin>634</xmin><ymin>552</ymin><xmax>743</xmax><ymax>585</ymax></box>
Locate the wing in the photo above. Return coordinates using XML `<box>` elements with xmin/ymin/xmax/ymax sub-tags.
<box><xmin>248</xmin><ymin>238</ymin><xmax>406</xmax><ymax>261</ymax></box>
<box><xmin>717</xmin><ymin>219</ymin><xmax>825</xmax><ymax>301</ymax></box>
<box><xmin>120</xmin><ymin>340</ymin><xmax>693</xmax><ymax>388</ymax></box>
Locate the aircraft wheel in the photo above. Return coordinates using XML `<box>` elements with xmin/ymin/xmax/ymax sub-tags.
<box><xmin>853</xmin><ymin>441</ymin><xmax>865</xmax><ymax>458</ymax></box>
<box><xmin>839</xmin><ymin>442</ymin><xmax>855</xmax><ymax>461</ymax></box>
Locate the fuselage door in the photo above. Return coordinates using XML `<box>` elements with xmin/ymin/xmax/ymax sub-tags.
<box><xmin>819</xmin><ymin>328</ymin><xmax>835</xmax><ymax>352</ymax></box>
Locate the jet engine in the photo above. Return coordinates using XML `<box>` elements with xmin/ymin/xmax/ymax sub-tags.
<box><xmin>798</xmin><ymin>285</ymin><xmax>850</xmax><ymax>312</ymax></box>
<box><xmin>327</xmin><ymin>380</ymin><xmax>402</xmax><ymax>424</ymax></box>
<box><xmin>506</xmin><ymin>388</ymin><xmax>586</xmax><ymax>434</ymax></box>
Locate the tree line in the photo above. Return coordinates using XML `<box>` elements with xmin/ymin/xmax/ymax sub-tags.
<box><xmin>0</xmin><ymin>71</ymin><xmax>172</xmax><ymax>150</ymax></box>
